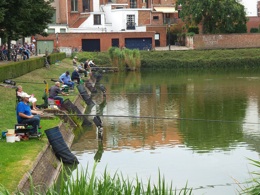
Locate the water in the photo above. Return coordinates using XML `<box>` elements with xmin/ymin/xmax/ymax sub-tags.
<box><xmin>71</xmin><ymin>70</ymin><xmax>260</xmax><ymax>194</ymax></box>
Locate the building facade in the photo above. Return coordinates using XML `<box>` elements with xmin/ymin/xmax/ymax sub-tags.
<box><xmin>36</xmin><ymin>0</ymin><xmax>181</xmax><ymax>53</ymax></box>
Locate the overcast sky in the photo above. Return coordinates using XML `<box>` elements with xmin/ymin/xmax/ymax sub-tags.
<box><xmin>240</xmin><ymin>0</ymin><xmax>258</xmax><ymax>16</ymax></box>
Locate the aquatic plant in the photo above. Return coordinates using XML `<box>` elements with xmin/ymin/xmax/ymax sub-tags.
<box><xmin>239</xmin><ymin>158</ymin><xmax>260</xmax><ymax>195</ymax></box>
<box><xmin>0</xmin><ymin>163</ymin><xmax>193</xmax><ymax>195</ymax></box>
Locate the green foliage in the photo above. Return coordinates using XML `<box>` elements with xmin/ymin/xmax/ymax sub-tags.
<box><xmin>140</xmin><ymin>49</ymin><xmax>260</xmax><ymax>70</ymax></box>
<box><xmin>108</xmin><ymin>47</ymin><xmax>141</xmax><ymax>71</ymax></box>
<box><xmin>72</xmin><ymin>52</ymin><xmax>110</xmax><ymax>66</ymax></box>
<box><xmin>250</xmin><ymin>28</ymin><xmax>259</xmax><ymax>33</ymax></box>
<box><xmin>240</xmin><ymin>158</ymin><xmax>260</xmax><ymax>194</ymax></box>
<box><xmin>0</xmin><ymin>0</ymin><xmax>54</xmax><ymax>39</ymax></box>
<box><xmin>0</xmin><ymin>0</ymin><xmax>6</xmax><ymax>23</ymax></box>
<box><xmin>0</xmin><ymin>53</ymin><xmax>66</xmax><ymax>82</ymax></box>
<box><xmin>188</xmin><ymin>26</ymin><xmax>199</xmax><ymax>34</ymax></box>
<box><xmin>177</xmin><ymin>0</ymin><xmax>247</xmax><ymax>34</ymax></box>
<box><xmin>1</xmin><ymin>164</ymin><xmax>192</xmax><ymax>195</ymax></box>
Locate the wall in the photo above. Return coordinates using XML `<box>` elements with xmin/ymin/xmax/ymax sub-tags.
<box><xmin>38</xmin><ymin>31</ymin><xmax>155</xmax><ymax>52</ymax></box>
<box><xmin>247</xmin><ymin>16</ymin><xmax>260</xmax><ymax>32</ymax></box>
<box><xmin>147</xmin><ymin>26</ymin><xmax>166</xmax><ymax>47</ymax></box>
<box><xmin>188</xmin><ymin>34</ymin><xmax>260</xmax><ymax>50</ymax></box>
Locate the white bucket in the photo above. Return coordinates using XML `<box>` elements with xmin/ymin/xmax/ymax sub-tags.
<box><xmin>6</xmin><ymin>134</ymin><xmax>15</xmax><ymax>143</ymax></box>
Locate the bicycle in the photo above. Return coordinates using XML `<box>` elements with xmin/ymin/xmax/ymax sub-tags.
<box><xmin>0</xmin><ymin>50</ymin><xmax>8</xmax><ymax>61</ymax></box>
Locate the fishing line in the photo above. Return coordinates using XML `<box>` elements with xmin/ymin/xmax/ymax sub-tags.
<box><xmin>12</xmin><ymin>80</ymin><xmax>46</xmax><ymax>84</ymax></box>
<box><xmin>54</xmin><ymin>113</ymin><xmax>260</xmax><ymax>125</ymax></box>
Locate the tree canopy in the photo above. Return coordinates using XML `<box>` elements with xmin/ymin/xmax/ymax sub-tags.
<box><xmin>0</xmin><ymin>0</ymin><xmax>54</xmax><ymax>42</ymax></box>
<box><xmin>0</xmin><ymin>0</ymin><xmax>6</xmax><ymax>23</ymax></box>
<box><xmin>176</xmin><ymin>0</ymin><xmax>248</xmax><ymax>34</ymax></box>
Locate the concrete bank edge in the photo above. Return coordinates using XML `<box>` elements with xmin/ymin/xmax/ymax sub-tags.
<box><xmin>17</xmin><ymin>95</ymin><xmax>86</xmax><ymax>193</ymax></box>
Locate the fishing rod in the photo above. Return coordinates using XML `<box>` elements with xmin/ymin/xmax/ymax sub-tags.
<box><xmin>54</xmin><ymin>113</ymin><xmax>260</xmax><ymax>125</ymax></box>
<box><xmin>12</xmin><ymin>80</ymin><xmax>47</xmax><ymax>85</ymax></box>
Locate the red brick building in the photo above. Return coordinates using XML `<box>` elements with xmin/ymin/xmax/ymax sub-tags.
<box><xmin>36</xmin><ymin>0</ymin><xmax>181</xmax><ymax>53</ymax></box>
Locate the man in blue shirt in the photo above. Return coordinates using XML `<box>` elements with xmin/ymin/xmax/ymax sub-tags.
<box><xmin>16</xmin><ymin>92</ymin><xmax>41</xmax><ymax>135</ymax></box>
<box><xmin>59</xmin><ymin>71</ymin><xmax>74</xmax><ymax>89</ymax></box>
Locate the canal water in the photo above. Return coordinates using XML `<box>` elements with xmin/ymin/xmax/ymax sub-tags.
<box><xmin>71</xmin><ymin>69</ymin><xmax>260</xmax><ymax>194</ymax></box>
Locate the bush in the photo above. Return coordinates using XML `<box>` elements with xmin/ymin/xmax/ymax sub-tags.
<box><xmin>250</xmin><ymin>28</ymin><xmax>258</xmax><ymax>33</ymax></box>
<box><xmin>188</xmin><ymin>26</ymin><xmax>199</xmax><ymax>34</ymax></box>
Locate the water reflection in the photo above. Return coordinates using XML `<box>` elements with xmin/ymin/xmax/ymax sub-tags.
<box><xmin>71</xmin><ymin>70</ymin><xmax>260</xmax><ymax>194</ymax></box>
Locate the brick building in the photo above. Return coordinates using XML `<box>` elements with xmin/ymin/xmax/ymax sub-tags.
<box><xmin>36</xmin><ymin>0</ymin><xmax>181</xmax><ymax>53</ymax></box>
<box><xmin>35</xmin><ymin>0</ymin><xmax>260</xmax><ymax>53</ymax></box>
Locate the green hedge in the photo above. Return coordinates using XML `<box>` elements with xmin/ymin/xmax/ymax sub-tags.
<box><xmin>47</xmin><ymin>52</ymin><xmax>66</xmax><ymax>64</ymax></box>
<box><xmin>140</xmin><ymin>49</ymin><xmax>260</xmax><ymax>70</ymax></box>
<box><xmin>0</xmin><ymin>52</ymin><xmax>66</xmax><ymax>82</ymax></box>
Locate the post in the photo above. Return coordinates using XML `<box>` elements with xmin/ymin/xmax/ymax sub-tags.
<box><xmin>34</xmin><ymin>35</ymin><xmax>38</xmax><ymax>56</ymax></box>
<box><xmin>168</xmin><ymin>23</ymin><xmax>171</xmax><ymax>51</ymax></box>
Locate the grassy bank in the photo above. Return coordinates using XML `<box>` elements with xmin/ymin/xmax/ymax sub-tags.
<box><xmin>0</xmin><ymin>58</ymin><xmax>75</xmax><ymax>192</ymax></box>
<box><xmin>71</xmin><ymin>48</ymin><xmax>260</xmax><ymax>69</ymax></box>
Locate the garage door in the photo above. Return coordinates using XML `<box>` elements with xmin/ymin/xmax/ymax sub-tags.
<box><xmin>82</xmin><ymin>39</ymin><xmax>100</xmax><ymax>52</ymax></box>
<box><xmin>125</xmin><ymin>38</ymin><xmax>152</xmax><ymax>50</ymax></box>
<box><xmin>37</xmin><ymin>41</ymin><xmax>54</xmax><ymax>54</ymax></box>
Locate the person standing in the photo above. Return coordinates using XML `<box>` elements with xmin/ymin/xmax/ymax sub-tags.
<box><xmin>73</xmin><ymin>56</ymin><xmax>78</xmax><ymax>66</ymax></box>
<box><xmin>59</xmin><ymin>71</ymin><xmax>75</xmax><ymax>89</ymax></box>
<box><xmin>16</xmin><ymin>93</ymin><xmax>41</xmax><ymax>135</ymax></box>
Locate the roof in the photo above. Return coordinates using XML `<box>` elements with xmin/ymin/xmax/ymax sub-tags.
<box><xmin>154</xmin><ymin>7</ymin><xmax>177</xmax><ymax>13</ymax></box>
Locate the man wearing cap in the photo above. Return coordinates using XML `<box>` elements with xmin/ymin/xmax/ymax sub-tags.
<box><xmin>16</xmin><ymin>92</ymin><xmax>41</xmax><ymax>136</ymax></box>
<box><xmin>59</xmin><ymin>71</ymin><xmax>75</xmax><ymax>89</ymax></box>
<box><xmin>73</xmin><ymin>56</ymin><xmax>78</xmax><ymax>66</ymax></box>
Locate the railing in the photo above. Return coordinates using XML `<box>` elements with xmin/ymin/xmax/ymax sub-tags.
<box><xmin>163</xmin><ymin>18</ymin><xmax>178</xmax><ymax>24</ymax></box>
<box><xmin>126</xmin><ymin>22</ymin><xmax>136</xmax><ymax>30</ymax></box>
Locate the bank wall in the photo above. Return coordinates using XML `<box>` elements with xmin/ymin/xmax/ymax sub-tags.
<box><xmin>186</xmin><ymin>34</ymin><xmax>260</xmax><ymax>50</ymax></box>
<box><xmin>17</xmin><ymin>95</ymin><xmax>85</xmax><ymax>193</ymax></box>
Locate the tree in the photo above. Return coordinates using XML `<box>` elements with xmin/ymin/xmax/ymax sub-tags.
<box><xmin>176</xmin><ymin>0</ymin><xmax>248</xmax><ymax>34</ymax></box>
<box><xmin>0</xmin><ymin>0</ymin><xmax>54</xmax><ymax>59</ymax></box>
<box><xmin>0</xmin><ymin>0</ymin><xmax>6</xmax><ymax>23</ymax></box>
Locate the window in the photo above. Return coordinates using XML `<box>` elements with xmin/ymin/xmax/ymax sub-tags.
<box><xmin>60</xmin><ymin>28</ymin><xmax>66</xmax><ymax>33</ymax></box>
<box><xmin>126</xmin><ymin>15</ymin><xmax>135</xmax><ymax>30</ymax></box>
<box><xmin>83</xmin><ymin>0</ymin><xmax>90</xmax><ymax>12</ymax></box>
<box><xmin>155</xmin><ymin>33</ymin><xmax>160</xmax><ymax>40</ymax></box>
<box><xmin>48</xmin><ymin>28</ymin><xmax>55</xmax><ymax>34</ymax></box>
<box><xmin>51</xmin><ymin>11</ymin><xmax>56</xmax><ymax>23</ymax></box>
<box><xmin>130</xmin><ymin>0</ymin><xmax>137</xmax><ymax>8</ymax></box>
<box><xmin>71</xmin><ymin>0</ymin><xmax>78</xmax><ymax>12</ymax></box>
<box><xmin>153</xmin><ymin>16</ymin><xmax>159</xmax><ymax>20</ymax></box>
<box><xmin>94</xmin><ymin>15</ymin><xmax>101</xmax><ymax>25</ymax></box>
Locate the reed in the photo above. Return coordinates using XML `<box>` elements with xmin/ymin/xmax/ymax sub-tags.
<box><xmin>239</xmin><ymin>158</ymin><xmax>260</xmax><ymax>195</ymax></box>
<box><xmin>1</xmin><ymin>163</ymin><xmax>193</xmax><ymax>195</ymax></box>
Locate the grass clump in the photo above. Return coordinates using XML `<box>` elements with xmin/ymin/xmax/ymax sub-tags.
<box><xmin>240</xmin><ymin>158</ymin><xmax>260</xmax><ymax>195</ymax></box>
<box><xmin>0</xmin><ymin>163</ymin><xmax>192</xmax><ymax>195</ymax></box>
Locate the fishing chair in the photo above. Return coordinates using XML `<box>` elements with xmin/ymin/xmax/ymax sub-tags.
<box><xmin>15</xmin><ymin>88</ymin><xmax>42</xmax><ymax>138</ymax></box>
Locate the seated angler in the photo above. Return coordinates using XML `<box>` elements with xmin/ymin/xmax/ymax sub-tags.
<box><xmin>49</xmin><ymin>82</ymin><xmax>68</xmax><ymax>104</ymax></box>
<box><xmin>17</xmin><ymin>85</ymin><xmax>38</xmax><ymax>110</ymax></box>
<box><xmin>16</xmin><ymin>93</ymin><xmax>41</xmax><ymax>136</ymax></box>
<box><xmin>77</xmin><ymin>63</ymin><xmax>88</xmax><ymax>77</ymax></box>
<box><xmin>71</xmin><ymin>68</ymin><xmax>80</xmax><ymax>84</ymax></box>
<box><xmin>59</xmin><ymin>71</ymin><xmax>75</xmax><ymax>89</ymax></box>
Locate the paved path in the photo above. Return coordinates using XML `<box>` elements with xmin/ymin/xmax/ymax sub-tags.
<box><xmin>155</xmin><ymin>45</ymin><xmax>191</xmax><ymax>51</ymax></box>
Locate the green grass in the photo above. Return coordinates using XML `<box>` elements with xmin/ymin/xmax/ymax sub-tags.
<box><xmin>0</xmin><ymin>58</ymin><xmax>76</xmax><ymax>192</ymax></box>
<box><xmin>0</xmin><ymin>163</ymin><xmax>193</xmax><ymax>195</ymax></box>
<box><xmin>239</xmin><ymin>158</ymin><xmax>260</xmax><ymax>195</ymax></box>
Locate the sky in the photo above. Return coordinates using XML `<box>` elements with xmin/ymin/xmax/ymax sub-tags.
<box><xmin>240</xmin><ymin>0</ymin><xmax>258</xmax><ymax>16</ymax></box>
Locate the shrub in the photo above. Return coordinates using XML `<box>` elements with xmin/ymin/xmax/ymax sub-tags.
<box><xmin>250</xmin><ymin>28</ymin><xmax>258</xmax><ymax>33</ymax></box>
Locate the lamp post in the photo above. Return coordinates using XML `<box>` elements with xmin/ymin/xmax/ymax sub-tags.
<box><xmin>178</xmin><ymin>4</ymin><xmax>182</xmax><ymax>18</ymax></box>
<box><xmin>34</xmin><ymin>35</ymin><xmax>38</xmax><ymax>56</ymax></box>
<box><xmin>168</xmin><ymin>23</ymin><xmax>171</xmax><ymax>51</ymax></box>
